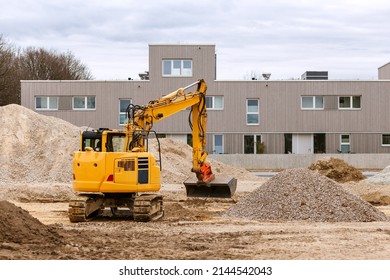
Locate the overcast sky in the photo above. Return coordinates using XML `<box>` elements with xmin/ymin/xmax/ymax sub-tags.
<box><xmin>1</xmin><ymin>0</ymin><xmax>390</xmax><ymax>80</ymax></box>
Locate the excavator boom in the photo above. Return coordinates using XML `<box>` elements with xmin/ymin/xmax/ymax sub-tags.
<box><xmin>126</xmin><ymin>79</ymin><xmax>237</xmax><ymax>199</ymax></box>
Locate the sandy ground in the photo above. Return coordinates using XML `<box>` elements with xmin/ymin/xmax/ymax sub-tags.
<box><xmin>2</xmin><ymin>178</ymin><xmax>390</xmax><ymax>260</ymax></box>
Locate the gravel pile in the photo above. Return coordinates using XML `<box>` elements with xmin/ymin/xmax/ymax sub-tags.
<box><xmin>223</xmin><ymin>168</ymin><xmax>387</xmax><ymax>222</ymax></box>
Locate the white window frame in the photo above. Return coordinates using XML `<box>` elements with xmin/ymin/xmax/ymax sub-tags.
<box><xmin>72</xmin><ymin>96</ymin><xmax>96</xmax><ymax>110</ymax></box>
<box><xmin>340</xmin><ymin>134</ymin><xmax>351</xmax><ymax>153</ymax></box>
<box><xmin>205</xmin><ymin>96</ymin><xmax>224</xmax><ymax>110</ymax></box>
<box><xmin>338</xmin><ymin>96</ymin><xmax>361</xmax><ymax>110</ymax></box>
<box><xmin>381</xmin><ymin>134</ymin><xmax>390</xmax><ymax>146</ymax></box>
<box><xmin>243</xmin><ymin>134</ymin><xmax>262</xmax><ymax>154</ymax></box>
<box><xmin>35</xmin><ymin>96</ymin><xmax>58</xmax><ymax>110</ymax></box>
<box><xmin>301</xmin><ymin>96</ymin><xmax>324</xmax><ymax>110</ymax></box>
<box><xmin>246</xmin><ymin>99</ymin><xmax>259</xmax><ymax>125</ymax></box>
<box><xmin>162</xmin><ymin>59</ymin><xmax>192</xmax><ymax>77</ymax></box>
<box><xmin>212</xmin><ymin>134</ymin><xmax>224</xmax><ymax>154</ymax></box>
<box><xmin>119</xmin><ymin>99</ymin><xmax>132</xmax><ymax>125</ymax></box>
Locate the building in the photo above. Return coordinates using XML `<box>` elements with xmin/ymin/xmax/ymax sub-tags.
<box><xmin>21</xmin><ymin>44</ymin><xmax>390</xmax><ymax>154</ymax></box>
<box><xmin>301</xmin><ymin>71</ymin><xmax>328</xmax><ymax>80</ymax></box>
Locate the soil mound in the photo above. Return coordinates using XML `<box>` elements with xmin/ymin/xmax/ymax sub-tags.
<box><xmin>0</xmin><ymin>200</ymin><xmax>61</xmax><ymax>244</ymax></box>
<box><xmin>0</xmin><ymin>104</ymin><xmax>80</xmax><ymax>184</ymax></box>
<box><xmin>223</xmin><ymin>168</ymin><xmax>387</xmax><ymax>222</ymax></box>
<box><xmin>308</xmin><ymin>157</ymin><xmax>366</xmax><ymax>183</ymax></box>
<box><xmin>363</xmin><ymin>165</ymin><xmax>390</xmax><ymax>185</ymax></box>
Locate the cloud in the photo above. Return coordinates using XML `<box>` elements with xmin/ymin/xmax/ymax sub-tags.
<box><xmin>1</xmin><ymin>0</ymin><xmax>390</xmax><ymax>80</ymax></box>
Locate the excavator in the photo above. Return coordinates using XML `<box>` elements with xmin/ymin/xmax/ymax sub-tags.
<box><xmin>69</xmin><ymin>79</ymin><xmax>237</xmax><ymax>222</ymax></box>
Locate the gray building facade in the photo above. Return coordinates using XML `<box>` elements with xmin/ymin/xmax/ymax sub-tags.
<box><xmin>21</xmin><ymin>44</ymin><xmax>390</xmax><ymax>154</ymax></box>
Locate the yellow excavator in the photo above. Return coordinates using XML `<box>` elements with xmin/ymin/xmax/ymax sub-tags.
<box><xmin>69</xmin><ymin>79</ymin><xmax>237</xmax><ymax>222</ymax></box>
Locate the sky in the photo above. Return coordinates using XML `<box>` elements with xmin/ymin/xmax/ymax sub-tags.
<box><xmin>1</xmin><ymin>0</ymin><xmax>390</xmax><ymax>80</ymax></box>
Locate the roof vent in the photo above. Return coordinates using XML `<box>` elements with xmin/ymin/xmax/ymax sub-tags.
<box><xmin>262</xmin><ymin>72</ymin><xmax>271</xmax><ymax>80</ymax></box>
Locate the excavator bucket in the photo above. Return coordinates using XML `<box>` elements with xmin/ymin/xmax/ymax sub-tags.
<box><xmin>183</xmin><ymin>176</ymin><xmax>237</xmax><ymax>198</ymax></box>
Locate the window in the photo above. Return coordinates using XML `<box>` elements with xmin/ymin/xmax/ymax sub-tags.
<box><xmin>119</xmin><ymin>99</ymin><xmax>131</xmax><ymax>125</ymax></box>
<box><xmin>73</xmin><ymin>96</ymin><xmax>95</xmax><ymax>110</ymax></box>
<box><xmin>162</xmin><ymin>59</ymin><xmax>192</xmax><ymax>77</ymax></box>
<box><xmin>246</xmin><ymin>99</ymin><xmax>259</xmax><ymax>125</ymax></box>
<box><xmin>244</xmin><ymin>135</ymin><xmax>263</xmax><ymax>154</ymax></box>
<box><xmin>213</xmin><ymin>134</ymin><xmax>224</xmax><ymax>154</ymax></box>
<box><xmin>339</xmin><ymin>96</ymin><xmax>361</xmax><ymax>109</ymax></box>
<box><xmin>205</xmin><ymin>96</ymin><xmax>224</xmax><ymax>110</ymax></box>
<box><xmin>35</xmin><ymin>96</ymin><xmax>58</xmax><ymax>110</ymax></box>
<box><xmin>301</xmin><ymin>96</ymin><xmax>323</xmax><ymax>109</ymax></box>
<box><xmin>382</xmin><ymin>134</ymin><xmax>390</xmax><ymax>146</ymax></box>
<box><xmin>340</xmin><ymin>134</ymin><xmax>350</xmax><ymax>153</ymax></box>
<box><xmin>108</xmin><ymin>133</ymin><xmax>126</xmax><ymax>152</ymax></box>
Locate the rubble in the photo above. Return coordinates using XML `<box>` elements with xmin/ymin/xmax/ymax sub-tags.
<box><xmin>223</xmin><ymin>168</ymin><xmax>387</xmax><ymax>222</ymax></box>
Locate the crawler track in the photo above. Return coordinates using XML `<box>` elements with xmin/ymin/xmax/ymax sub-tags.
<box><xmin>68</xmin><ymin>193</ymin><xmax>164</xmax><ymax>223</ymax></box>
<box><xmin>133</xmin><ymin>194</ymin><xmax>164</xmax><ymax>222</ymax></box>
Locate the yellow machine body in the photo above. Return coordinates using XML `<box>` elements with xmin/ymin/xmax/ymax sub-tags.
<box><xmin>68</xmin><ymin>80</ymin><xmax>236</xmax><ymax>223</ymax></box>
<box><xmin>73</xmin><ymin>149</ymin><xmax>160</xmax><ymax>194</ymax></box>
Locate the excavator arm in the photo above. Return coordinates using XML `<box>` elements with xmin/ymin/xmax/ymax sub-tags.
<box><xmin>125</xmin><ymin>79</ymin><xmax>236</xmax><ymax>197</ymax></box>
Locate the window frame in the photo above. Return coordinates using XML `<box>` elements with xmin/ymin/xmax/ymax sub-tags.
<box><xmin>381</xmin><ymin>134</ymin><xmax>390</xmax><ymax>146</ymax></box>
<box><xmin>205</xmin><ymin>96</ymin><xmax>224</xmax><ymax>110</ymax></box>
<box><xmin>338</xmin><ymin>96</ymin><xmax>361</xmax><ymax>110</ymax></box>
<box><xmin>119</xmin><ymin>99</ymin><xmax>132</xmax><ymax>126</ymax></box>
<box><xmin>72</xmin><ymin>96</ymin><xmax>96</xmax><ymax>110</ymax></box>
<box><xmin>162</xmin><ymin>59</ymin><xmax>193</xmax><ymax>77</ymax></box>
<box><xmin>35</xmin><ymin>96</ymin><xmax>58</xmax><ymax>110</ymax></box>
<box><xmin>301</xmin><ymin>96</ymin><xmax>324</xmax><ymax>110</ymax></box>
<box><xmin>246</xmin><ymin>99</ymin><xmax>259</xmax><ymax>125</ymax></box>
<box><xmin>340</xmin><ymin>134</ymin><xmax>351</xmax><ymax>153</ymax></box>
<box><xmin>212</xmin><ymin>134</ymin><xmax>224</xmax><ymax>154</ymax></box>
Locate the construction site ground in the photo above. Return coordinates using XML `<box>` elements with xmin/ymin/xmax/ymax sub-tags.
<box><xmin>2</xmin><ymin>179</ymin><xmax>390</xmax><ymax>260</ymax></box>
<box><xmin>1</xmin><ymin>105</ymin><xmax>389</xmax><ymax>261</ymax></box>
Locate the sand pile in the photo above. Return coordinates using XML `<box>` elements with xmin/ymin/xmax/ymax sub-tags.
<box><xmin>0</xmin><ymin>104</ymin><xmax>80</xmax><ymax>184</ymax></box>
<box><xmin>0</xmin><ymin>105</ymin><xmax>252</xmax><ymax>186</ymax></box>
<box><xmin>223</xmin><ymin>168</ymin><xmax>387</xmax><ymax>222</ymax></box>
<box><xmin>363</xmin><ymin>165</ymin><xmax>390</xmax><ymax>185</ymax></box>
<box><xmin>0</xmin><ymin>200</ymin><xmax>61</xmax><ymax>244</ymax></box>
<box><xmin>148</xmin><ymin>138</ymin><xmax>259</xmax><ymax>184</ymax></box>
<box><xmin>308</xmin><ymin>157</ymin><xmax>366</xmax><ymax>183</ymax></box>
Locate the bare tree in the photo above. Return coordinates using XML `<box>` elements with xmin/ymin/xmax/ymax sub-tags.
<box><xmin>0</xmin><ymin>35</ymin><xmax>19</xmax><ymax>105</ymax></box>
<box><xmin>18</xmin><ymin>47</ymin><xmax>93</xmax><ymax>80</ymax></box>
<box><xmin>0</xmin><ymin>35</ymin><xmax>94</xmax><ymax>106</ymax></box>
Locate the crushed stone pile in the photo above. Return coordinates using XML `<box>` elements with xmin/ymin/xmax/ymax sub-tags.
<box><xmin>223</xmin><ymin>168</ymin><xmax>387</xmax><ymax>222</ymax></box>
<box><xmin>308</xmin><ymin>157</ymin><xmax>366</xmax><ymax>183</ymax></box>
<box><xmin>363</xmin><ymin>165</ymin><xmax>390</xmax><ymax>185</ymax></box>
<box><xmin>148</xmin><ymin>138</ymin><xmax>259</xmax><ymax>184</ymax></box>
<box><xmin>0</xmin><ymin>200</ymin><xmax>61</xmax><ymax>244</ymax></box>
<box><xmin>0</xmin><ymin>104</ymin><xmax>80</xmax><ymax>184</ymax></box>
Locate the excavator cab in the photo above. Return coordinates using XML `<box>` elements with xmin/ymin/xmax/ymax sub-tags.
<box><xmin>80</xmin><ymin>129</ymin><xmax>126</xmax><ymax>152</ymax></box>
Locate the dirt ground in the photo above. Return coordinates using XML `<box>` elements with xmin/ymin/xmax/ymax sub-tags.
<box><xmin>1</xmin><ymin>178</ymin><xmax>390</xmax><ymax>260</ymax></box>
